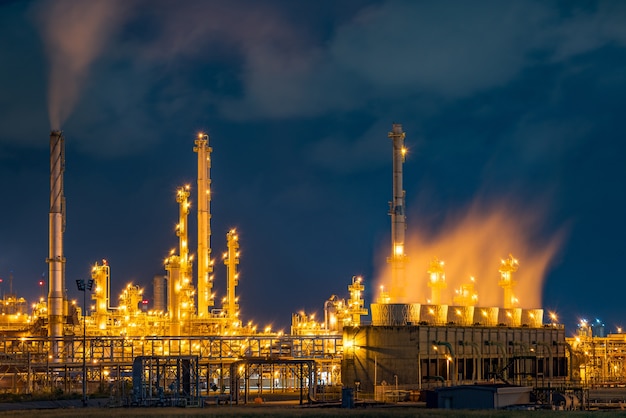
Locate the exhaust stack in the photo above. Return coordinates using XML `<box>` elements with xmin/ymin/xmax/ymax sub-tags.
<box><xmin>47</xmin><ymin>130</ymin><xmax>66</xmax><ymax>358</ymax></box>
<box><xmin>387</xmin><ymin>123</ymin><xmax>408</xmax><ymax>301</ymax></box>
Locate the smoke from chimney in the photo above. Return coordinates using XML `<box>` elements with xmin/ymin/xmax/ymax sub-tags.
<box><xmin>35</xmin><ymin>0</ymin><xmax>127</xmax><ymax>129</ymax></box>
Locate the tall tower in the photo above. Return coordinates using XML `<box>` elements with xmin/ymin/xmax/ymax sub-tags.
<box><xmin>165</xmin><ymin>186</ymin><xmax>193</xmax><ymax>336</ymax></box>
<box><xmin>499</xmin><ymin>254</ymin><xmax>519</xmax><ymax>309</ymax></box>
<box><xmin>47</xmin><ymin>130</ymin><xmax>66</xmax><ymax>358</ymax></box>
<box><xmin>346</xmin><ymin>276</ymin><xmax>368</xmax><ymax>326</ymax></box>
<box><xmin>223</xmin><ymin>229</ymin><xmax>240</xmax><ymax>325</ymax></box>
<box><xmin>91</xmin><ymin>260</ymin><xmax>111</xmax><ymax>330</ymax></box>
<box><xmin>427</xmin><ymin>257</ymin><xmax>447</xmax><ymax>305</ymax></box>
<box><xmin>194</xmin><ymin>133</ymin><xmax>214</xmax><ymax>317</ymax></box>
<box><xmin>387</xmin><ymin>123</ymin><xmax>408</xmax><ymax>301</ymax></box>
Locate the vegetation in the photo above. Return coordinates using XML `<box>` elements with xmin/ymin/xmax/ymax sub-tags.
<box><xmin>2</xmin><ymin>406</ymin><xmax>626</xmax><ymax>418</ymax></box>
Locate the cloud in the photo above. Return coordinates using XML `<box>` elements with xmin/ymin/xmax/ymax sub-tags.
<box><xmin>218</xmin><ymin>0</ymin><xmax>626</xmax><ymax>119</ymax></box>
<box><xmin>5</xmin><ymin>0</ymin><xmax>626</xmax><ymax>157</ymax></box>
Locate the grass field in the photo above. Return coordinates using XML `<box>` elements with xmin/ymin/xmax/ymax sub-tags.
<box><xmin>2</xmin><ymin>405</ymin><xmax>626</xmax><ymax>418</ymax></box>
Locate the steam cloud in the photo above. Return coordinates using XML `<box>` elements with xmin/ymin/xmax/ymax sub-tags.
<box><xmin>379</xmin><ymin>199</ymin><xmax>564</xmax><ymax>309</ymax></box>
<box><xmin>36</xmin><ymin>0</ymin><xmax>127</xmax><ymax>129</ymax></box>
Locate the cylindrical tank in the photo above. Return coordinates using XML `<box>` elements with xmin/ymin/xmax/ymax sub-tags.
<box><xmin>473</xmin><ymin>307</ymin><xmax>499</xmax><ymax>326</ymax></box>
<box><xmin>419</xmin><ymin>304</ymin><xmax>448</xmax><ymax>325</ymax></box>
<box><xmin>371</xmin><ymin>303</ymin><xmax>420</xmax><ymax>326</ymax></box>
<box><xmin>448</xmin><ymin>306</ymin><xmax>474</xmax><ymax>326</ymax></box>
<box><xmin>522</xmin><ymin>309</ymin><xmax>544</xmax><ymax>328</ymax></box>
<box><xmin>498</xmin><ymin>308</ymin><xmax>522</xmax><ymax>327</ymax></box>
<box><xmin>153</xmin><ymin>275</ymin><xmax>166</xmax><ymax>312</ymax></box>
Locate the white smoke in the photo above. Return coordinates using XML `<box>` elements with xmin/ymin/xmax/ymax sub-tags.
<box><xmin>35</xmin><ymin>0</ymin><xmax>129</xmax><ymax>129</ymax></box>
<box><xmin>378</xmin><ymin>198</ymin><xmax>566</xmax><ymax>309</ymax></box>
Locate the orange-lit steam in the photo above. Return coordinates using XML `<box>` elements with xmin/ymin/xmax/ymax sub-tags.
<box><xmin>35</xmin><ymin>0</ymin><xmax>127</xmax><ymax>129</ymax></box>
<box><xmin>378</xmin><ymin>199</ymin><xmax>564</xmax><ymax>309</ymax></box>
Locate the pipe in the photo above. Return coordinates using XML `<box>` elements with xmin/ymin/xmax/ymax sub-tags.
<box><xmin>460</xmin><ymin>341</ymin><xmax>482</xmax><ymax>382</ymax></box>
<box><xmin>434</xmin><ymin>341</ymin><xmax>455</xmax><ymax>385</ymax></box>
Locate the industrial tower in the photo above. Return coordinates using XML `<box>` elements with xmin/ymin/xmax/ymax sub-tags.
<box><xmin>194</xmin><ymin>133</ymin><xmax>214</xmax><ymax>317</ymax></box>
<box><xmin>387</xmin><ymin>123</ymin><xmax>408</xmax><ymax>301</ymax></box>
<box><xmin>47</xmin><ymin>130</ymin><xmax>66</xmax><ymax>359</ymax></box>
<box><xmin>223</xmin><ymin>229</ymin><xmax>240</xmax><ymax>325</ymax></box>
<box><xmin>499</xmin><ymin>254</ymin><xmax>519</xmax><ymax>309</ymax></box>
<box><xmin>165</xmin><ymin>185</ymin><xmax>194</xmax><ymax>336</ymax></box>
<box><xmin>427</xmin><ymin>257</ymin><xmax>447</xmax><ymax>305</ymax></box>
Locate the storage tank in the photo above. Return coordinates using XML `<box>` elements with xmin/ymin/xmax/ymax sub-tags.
<box><xmin>152</xmin><ymin>275</ymin><xmax>166</xmax><ymax>312</ymax></box>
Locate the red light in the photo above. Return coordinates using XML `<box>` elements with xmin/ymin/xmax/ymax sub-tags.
<box><xmin>142</xmin><ymin>300</ymin><xmax>148</xmax><ymax>305</ymax></box>
<box><xmin>39</xmin><ymin>281</ymin><xmax>44</xmax><ymax>286</ymax></box>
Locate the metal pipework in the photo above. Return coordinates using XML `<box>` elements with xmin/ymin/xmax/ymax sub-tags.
<box><xmin>387</xmin><ymin>123</ymin><xmax>407</xmax><ymax>300</ymax></box>
<box><xmin>194</xmin><ymin>133</ymin><xmax>214</xmax><ymax>316</ymax></box>
<box><xmin>47</xmin><ymin>130</ymin><xmax>66</xmax><ymax>359</ymax></box>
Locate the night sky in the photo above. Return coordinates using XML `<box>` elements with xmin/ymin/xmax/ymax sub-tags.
<box><xmin>1</xmin><ymin>0</ymin><xmax>625</xmax><ymax>334</ymax></box>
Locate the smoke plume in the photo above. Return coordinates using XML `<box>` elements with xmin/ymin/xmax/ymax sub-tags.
<box><xmin>35</xmin><ymin>0</ymin><xmax>128</xmax><ymax>129</ymax></box>
<box><xmin>379</xmin><ymin>199</ymin><xmax>565</xmax><ymax>309</ymax></box>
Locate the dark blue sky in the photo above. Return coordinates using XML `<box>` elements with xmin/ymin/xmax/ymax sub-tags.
<box><xmin>1</xmin><ymin>0</ymin><xmax>625</xmax><ymax>333</ymax></box>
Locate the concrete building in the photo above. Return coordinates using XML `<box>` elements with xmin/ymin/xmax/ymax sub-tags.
<box><xmin>342</xmin><ymin>323</ymin><xmax>568</xmax><ymax>394</ymax></box>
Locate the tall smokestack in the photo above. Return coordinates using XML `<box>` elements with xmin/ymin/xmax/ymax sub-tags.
<box><xmin>47</xmin><ymin>130</ymin><xmax>66</xmax><ymax>358</ymax></box>
<box><xmin>194</xmin><ymin>133</ymin><xmax>213</xmax><ymax>316</ymax></box>
<box><xmin>387</xmin><ymin>123</ymin><xmax>408</xmax><ymax>301</ymax></box>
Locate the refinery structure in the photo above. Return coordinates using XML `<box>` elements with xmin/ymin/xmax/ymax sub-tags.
<box><xmin>0</xmin><ymin>124</ymin><xmax>620</xmax><ymax>408</ymax></box>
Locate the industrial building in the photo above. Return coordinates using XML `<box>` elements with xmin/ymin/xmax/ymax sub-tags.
<box><xmin>0</xmin><ymin>124</ymin><xmax>616</xmax><ymax>410</ymax></box>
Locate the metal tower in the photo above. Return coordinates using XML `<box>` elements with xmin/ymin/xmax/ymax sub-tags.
<box><xmin>427</xmin><ymin>257</ymin><xmax>447</xmax><ymax>305</ymax></box>
<box><xmin>387</xmin><ymin>123</ymin><xmax>408</xmax><ymax>301</ymax></box>
<box><xmin>223</xmin><ymin>229</ymin><xmax>240</xmax><ymax>325</ymax></box>
<box><xmin>47</xmin><ymin>130</ymin><xmax>66</xmax><ymax>359</ymax></box>
<box><xmin>194</xmin><ymin>133</ymin><xmax>214</xmax><ymax>317</ymax></box>
<box><xmin>499</xmin><ymin>254</ymin><xmax>519</xmax><ymax>309</ymax></box>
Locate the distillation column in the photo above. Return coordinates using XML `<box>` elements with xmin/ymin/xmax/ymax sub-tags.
<box><xmin>166</xmin><ymin>186</ymin><xmax>192</xmax><ymax>336</ymax></box>
<box><xmin>194</xmin><ymin>133</ymin><xmax>214</xmax><ymax>317</ymax></box>
<box><xmin>387</xmin><ymin>123</ymin><xmax>408</xmax><ymax>301</ymax></box>
<box><xmin>91</xmin><ymin>260</ymin><xmax>111</xmax><ymax>330</ymax></box>
<box><xmin>427</xmin><ymin>257</ymin><xmax>447</xmax><ymax>305</ymax></box>
<box><xmin>223</xmin><ymin>229</ymin><xmax>240</xmax><ymax>325</ymax></box>
<box><xmin>47</xmin><ymin>130</ymin><xmax>66</xmax><ymax>359</ymax></box>
<box><xmin>346</xmin><ymin>276</ymin><xmax>368</xmax><ymax>326</ymax></box>
<box><xmin>499</xmin><ymin>254</ymin><xmax>519</xmax><ymax>309</ymax></box>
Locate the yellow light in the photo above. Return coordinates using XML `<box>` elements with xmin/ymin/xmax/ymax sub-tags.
<box><xmin>394</xmin><ymin>244</ymin><xmax>404</xmax><ymax>256</ymax></box>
